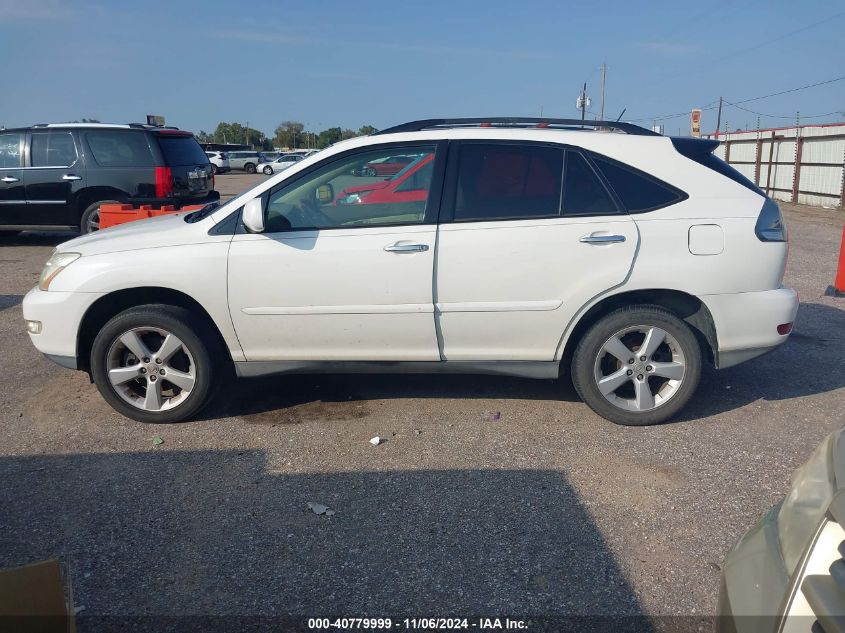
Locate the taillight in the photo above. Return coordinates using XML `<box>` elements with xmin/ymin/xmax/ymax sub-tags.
<box><xmin>155</xmin><ymin>166</ymin><xmax>172</xmax><ymax>198</ymax></box>
<box><xmin>755</xmin><ymin>198</ymin><xmax>787</xmax><ymax>242</ymax></box>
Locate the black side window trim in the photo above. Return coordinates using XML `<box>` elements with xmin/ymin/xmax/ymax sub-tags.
<box><xmin>256</xmin><ymin>140</ymin><xmax>448</xmax><ymax>234</ymax></box>
<box><xmin>586</xmin><ymin>150</ymin><xmax>689</xmax><ymax>214</ymax></box>
<box><xmin>438</xmin><ymin>140</ymin><xmax>625</xmax><ymax>224</ymax></box>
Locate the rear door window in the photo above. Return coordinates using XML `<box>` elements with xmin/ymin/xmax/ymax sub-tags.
<box><xmin>591</xmin><ymin>154</ymin><xmax>685</xmax><ymax>213</ymax></box>
<box><xmin>86</xmin><ymin>131</ymin><xmax>154</xmax><ymax>167</ymax></box>
<box><xmin>562</xmin><ymin>151</ymin><xmax>618</xmax><ymax>216</ymax></box>
<box><xmin>453</xmin><ymin>143</ymin><xmax>564</xmax><ymax>221</ymax></box>
<box><xmin>31</xmin><ymin>132</ymin><xmax>78</xmax><ymax>167</ymax></box>
<box><xmin>0</xmin><ymin>133</ymin><xmax>22</xmax><ymax>168</ymax></box>
<box><xmin>156</xmin><ymin>136</ymin><xmax>209</xmax><ymax>166</ymax></box>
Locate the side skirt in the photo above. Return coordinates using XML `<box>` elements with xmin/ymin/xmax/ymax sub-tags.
<box><xmin>234</xmin><ymin>360</ymin><xmax>561</xmax><ymax>380</ymax></box>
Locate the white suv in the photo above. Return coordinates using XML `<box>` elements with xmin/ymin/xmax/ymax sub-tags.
<box><xmin>22</xmin><ymin>118</ymin><xmax>798</xmax><ymax>426</ymax></box>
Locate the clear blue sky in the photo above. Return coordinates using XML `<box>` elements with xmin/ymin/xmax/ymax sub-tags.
<box><xmin>1</xmin><ymin>0</ymin><xmax>843</xmax><ymax>136</ymax></box>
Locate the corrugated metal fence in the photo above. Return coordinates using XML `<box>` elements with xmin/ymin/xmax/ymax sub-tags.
<box><xmin>708</xmin><ymin>123</ymin><xmax>845</xmax><ymax>209</ymax></box>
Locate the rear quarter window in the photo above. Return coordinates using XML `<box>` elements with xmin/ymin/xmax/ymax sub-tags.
<box><xmin>156</xmin><ymin>136</ymin><xmax>209</xmax><ymax>166</ymax></box>
<box><xmin>591</xmin><ymin>154</ymin><xmax>687</xmax><ymax>213</ymax></box>
<box><xmin>86</xmin><ymin>131</ymin><xmax>154</xmax><ymax>167</ymax></box>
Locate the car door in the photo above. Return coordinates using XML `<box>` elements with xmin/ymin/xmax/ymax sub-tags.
<box><xmin>24</xmin><ymin>130</ymin><xmax>85</xmax><ymax>227</ymax></box>
<box><xmin>228</xmin><ymin>141</ymin><xmax>447</xmax><ymax>361</ymax></box>
<box><xmin>0</xmin><ymin>131</ymin><xmax>25</xmax><ymax>227</ymax></box>
<box><xmin>434</xmin><ymin>141</ymin><xmax>639</xmax><ymax>361</ymax></box>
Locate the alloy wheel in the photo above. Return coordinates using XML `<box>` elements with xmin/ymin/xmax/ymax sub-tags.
<box><xmin>593</xmin><ymin>325</ymin><xmax>686</xmax><ymax>412</ymax></box>
<box><xmin>106</xmin><ymin>327</ymin><xmax>197</xmax><ymax>412</ymax></box>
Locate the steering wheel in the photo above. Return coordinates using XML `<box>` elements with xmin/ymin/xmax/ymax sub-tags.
<box><xmin>287</xmin><ymin>195</ymin><xmax>335</xmax><ymax>228</ymax></box>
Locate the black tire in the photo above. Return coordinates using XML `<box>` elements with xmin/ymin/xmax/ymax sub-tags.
<box><xmin>364</xmin><ymin>167</ymin><xmax>377</xmax><ymax>177</ymax></box>
<box><xmin>90</xmin><ymin>305</ymin><xmax>219</xmax><ymax>423</ymax></box>
<box><xmin>571</xmin><ymin>305</ymin><xmax>702</xmax><ymax>426</ymax></box>
<box><xmin>263</xmin><ymin>165</ymin><xmax>273</xmax><ymax>175</ymax></box>
<box><xmin>210</xmin><ymin>163</ymin><xmax>218</xmax><ymax>175</ymax></box>
<box><xmin>80</xmin><ymin>199</ymin><xmax>120</xmax><ymax>234</ymax></box>
<box><xmin>245</xmin><ymin>163</ymin><xmax>256</xmax><ymax>174</ymax></box>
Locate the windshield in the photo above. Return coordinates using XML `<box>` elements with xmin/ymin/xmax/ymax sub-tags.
<box><xmin>389</xmin><ymin>154</ymin><xmax>426</xmax><ymax>181</ymax></box>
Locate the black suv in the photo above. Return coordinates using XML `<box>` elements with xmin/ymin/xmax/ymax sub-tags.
<box><xmin>0</xmin><ymin>123</ymin><xmax>219</xmax><ymax>234</ymax></box>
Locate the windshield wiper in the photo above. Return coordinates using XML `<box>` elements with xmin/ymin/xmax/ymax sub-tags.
<box><xmin>184</xmin><ymin>202</ymin><xmax>220</xmax><ymax>223</ymax></box>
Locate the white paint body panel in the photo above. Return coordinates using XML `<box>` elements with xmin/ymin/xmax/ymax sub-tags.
<box><xmin>227</xmin><ymin>225</ymin><xmax>439</xmax><ymax>361</ymax></box>
<box><xmin>435</xmin><ymin>215</ymin><xmax>638</xmax><ymax>360</ymax></box>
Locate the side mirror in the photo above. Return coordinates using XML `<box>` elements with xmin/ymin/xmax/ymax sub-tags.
<box><xmin>242</xmin><ymin>197</ymin><xmax>265</xmax><ymax>233</ymax></box>
<box><xmin>316</xmin><ymin>183</ymin><xmax>334</xmax><ymax>204</ymax></box>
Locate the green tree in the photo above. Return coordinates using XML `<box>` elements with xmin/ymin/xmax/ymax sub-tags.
<box><xmin>316</xmin><ymin>127</ymin><xmax>342</xmax><ymax>149</ymax></box>
<box><xmin>358</xmin><ymin>125</ymin><xmax>377</xmax><ymax>135</ymax></box>
<box><xmin>210</xmin><ymin>122</ymin><xmax>267</xmax><ymax>148</ymax></box>
<box><xmin>274</xmin><ymin>121</ymin><xmax>305</xmax><ymax>149</ymax></box>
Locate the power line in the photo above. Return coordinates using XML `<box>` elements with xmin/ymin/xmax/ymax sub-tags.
<box><xmin>731</xmin><ymin>74</ymin><xmax>845</xmax><ymax>105</ymax></box>
<box><xmin>629</xmin><ymin>74</ymin><xmax>845</xmax><ymax>123</ymax></box>
<box><xmin>724</xmin><ymin>100</ymin><xmax>844</xmax><ymax>120</ymax></box>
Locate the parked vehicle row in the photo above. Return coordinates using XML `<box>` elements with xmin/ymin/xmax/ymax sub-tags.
<box><xmin>23</xmin><ymin>117</ymin><xmax>797</xmax><ymax>428</ymax></box>
<box><xmin>204</xmin><ymin>151</ymin><xmax>230</xmax><ymax>174</ymax></box>
<box><xmin>0</xmin><ymin>123</ymin><xmax>218</xmax><ymax>233</ymax></box>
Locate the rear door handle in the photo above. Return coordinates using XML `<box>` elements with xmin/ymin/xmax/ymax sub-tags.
<box><xmin>580</xmin><ymin>234</ymin><xmax>626</xmax><ymax>244</ymax></box>
<box><xmin>62</xmin><ymin>174</ymin><xmax>82</xmax><ymax>181</ymax></box>
<box><xmin>1</xmin><ymin>176</ymin><xmax>19</xmax><ymax>183</ymax></box>
<box><xmin>384</xmin><ymin>242</ymin><xmax>429</xmax><ymax>253</ymax></box>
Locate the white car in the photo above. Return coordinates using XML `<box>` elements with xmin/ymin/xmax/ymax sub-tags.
<box><xmin>22</xmin><ymin>117</ymin><xmax>798</xmax><ymax>426</ymax></box>
<box><xmin>204</xmin><ymin>151</ymin><xmax>230</xmax><ymax>174</ymax></box>
<box><xmin>260</xmin><ymin>154</ymin><xmax>304</xmax><ymax>175</ymax></box>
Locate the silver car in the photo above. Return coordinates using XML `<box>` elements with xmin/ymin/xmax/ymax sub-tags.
<box><xmin>226</xmin><ymin>151</ymin><xmax>261</xmax><ymax>173</ymax></box>
<box><xmin>720</xmin><ymin>427</ymin><xmax>845</xmax><ymax>632</ymax></box>
<box><xmin>260</xmin><ymin>153</ymin><xmax>304</xmax><ymax>175</ymax></box>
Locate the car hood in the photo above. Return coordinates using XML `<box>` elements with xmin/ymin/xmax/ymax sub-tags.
<box><xmin>342</xmin><ymin>180</ymin><xmax>391</xmax><ymax>195</ymax></box>
<box><xmin>57</xmin><ymin>213</ymin><xmax>203</xmax><ymax>256</ymax></box>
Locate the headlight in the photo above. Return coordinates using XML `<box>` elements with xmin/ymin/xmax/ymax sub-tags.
<box><xmin>776</xmin><ymin>430</ymin><xmax>839</xmax><ymax>573</ymax></box>
<box><xmin>38</xmin><ymin>251</ymin><xmax>81</xmax><ymax>290</ymax></box>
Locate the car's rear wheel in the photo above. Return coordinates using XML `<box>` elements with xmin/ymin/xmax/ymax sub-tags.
<box><xmin>80</xmin><ymin>199</ymin><xmax>120</xmax><ymax>234</ymax></box>
<box><xmin>263</xmin><ymin>165</ymin><xmax>273</xmax><ymax>175</ymax></box>
<box><xmin>210</xmin><ymin>164</ymin><xmax>218</xmax><ymax>175</ymax></box>
<box><xmin>90</xmin><ymin>305</ymin><xmax>218</xmax><ymax>423</ymax></box>
<box><xmin>571</xmin><ymin>305</ymin><xmax>701</xmax><ymax>426</ymax></box>
<box><xmin>364</xmin><ymin>167</ymin><xmax>376</xmax><ymax>177</ymax></box>
<box><xmin>245</xmin><ymin>163</ymin><xmax>256</xmax><ymax>174</ymax></box>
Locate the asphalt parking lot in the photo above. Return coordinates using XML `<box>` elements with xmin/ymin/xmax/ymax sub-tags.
<box><xmin>1</xmin><ymin>172</ymin><xmax>844</xmax><ymax>628</ymax></box>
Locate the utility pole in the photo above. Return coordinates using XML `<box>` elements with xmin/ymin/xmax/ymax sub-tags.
<box><xmin>715</xmin><ymin>97</ymin><xmax>723</xmax><ymax>138</ymax></box>
<box><xmin>599</xmin><ymin>64</ymin><xmax>606</xmax><ymax>120</ymax></box>
<box><xmin>580</xmin><ymin>82</ymin><xmax>587</xmax><ymax>121</ymax></box>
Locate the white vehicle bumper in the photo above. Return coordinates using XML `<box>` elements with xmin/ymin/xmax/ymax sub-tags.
<box><xmin>22</xmin><ymin>286</ymin><xmax>104</xmax><ymax>369</ymax></box>
<box><xmin>701</xmin><ymin>287</ymin><xmax>800</xmax><ymax>369</ymax></box>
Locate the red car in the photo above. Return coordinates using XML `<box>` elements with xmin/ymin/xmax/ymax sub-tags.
<box><xmin>338</xmin><ymin>154</ymin><xmax>435</xmax><ymax>205</ymax></box>
<box><xmin>358</xmin><ymin>154</ymin><xmax>416</xmax><ymax>177</ymax></box>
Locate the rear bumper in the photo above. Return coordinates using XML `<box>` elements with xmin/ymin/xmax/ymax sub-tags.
<box><xmin>129</xmin><ymin>190</ymin><xmax>219</xmax><ymax>209</ymax></box>
<box><xmin>700</xmin><ymin>287</ymin><xmax>799</xmax><ymax>369</ymax></box>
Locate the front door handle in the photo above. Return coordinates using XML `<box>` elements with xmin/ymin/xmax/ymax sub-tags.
<box><xmin>62</xmin><ymin>174</ymin><xmax>82</xmax><ymax>181</ymax></box>
<box><xmin>580</xmin><ymin>234</ymin><xmax>626</xmax><ymax>244</ymax></box>
<box><xmin>1</xmin><ymin>176</ymin><xmax>19</xmax><ymax>183</ymax></box>
<box><xmin>384</xmin><ymin>242</ymin><xmax>429</xmax><ymax>253</ymax></box>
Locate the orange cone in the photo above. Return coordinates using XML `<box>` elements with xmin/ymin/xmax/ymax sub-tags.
<box><xmin>827</xmin><ymin>223</ymin><xmax>845</xmax><ymax>297</ymax></box>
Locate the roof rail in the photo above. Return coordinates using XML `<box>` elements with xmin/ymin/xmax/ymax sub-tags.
<box><xmin>373</xmin><ymin>117</ymin><xmax>659</xmax><ymax>137</ymax></box>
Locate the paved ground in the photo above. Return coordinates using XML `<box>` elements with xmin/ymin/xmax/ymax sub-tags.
<box><xmin>1</xmin><ymin>173</ymin><xmax>843</xmax><ymax>629</ymax></box>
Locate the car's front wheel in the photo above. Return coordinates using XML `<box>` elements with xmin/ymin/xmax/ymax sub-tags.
<box><xmin>263</xmin><ymin>165</ymin><xmax>273</xmax><ymax>175</ymax></box>
<box><xmin>571</xmin><ymin>305</ymin><xmax>702</xmax><ymax>426</ymax></box>
<box><xmin>90</xmin><ymin>305</ymin><xmax>218</xmax><ymax>423</ymax></box>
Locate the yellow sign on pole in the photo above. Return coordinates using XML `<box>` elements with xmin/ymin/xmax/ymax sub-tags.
<box><xmin>691</xmin><ymin>109</ymin><xmax>702</xmax><ymax>138</ymax></box>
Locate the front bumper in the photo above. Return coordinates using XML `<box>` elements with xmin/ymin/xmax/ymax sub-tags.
<box><xmin>22</xmin><ymin>286</ymin><xmax>104</xmax><ymax>368</ymax></box>
<box><xmin>700</xmin><ymin>287</ymin><xmax>800</xmax><ymax>369</ymax></box>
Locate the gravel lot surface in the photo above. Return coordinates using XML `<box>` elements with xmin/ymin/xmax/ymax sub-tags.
<box><xmin>1</xmin><ymin>173</ymin><xmax>843</xmax><ymax>630</ymax></box>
